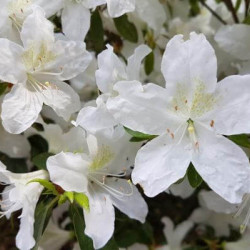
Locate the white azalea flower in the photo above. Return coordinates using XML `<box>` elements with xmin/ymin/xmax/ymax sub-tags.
<box><xmin>75</xmin><ymin>44</ymin><xmax>150</xmax><ymax>133</ymax></box>
<box><xmin>107</xmin><ymin>32</ymin><xmax>250</xmax><ymax>203</ymax></box>
<box><xmin>156</xmin><ymin>217</ymin><xmax>193</xmax><ymax>250</ymax></box>
<box><xmin>190</xmin><ymin>190</ymin><xmax>243</xmax><ymax>237</ymax></box>
<box><xmin>0</xmin><ymin>161</ymin><xmax>48</xmax><ymax>250</ymax></box>
<box><xmin>0</xmin><ymin>7</ymin><xmax>91</xmax><ymax>134</ymax></box>
<box><xmin>0</xmin><ymin>0</ymin><xmax>62</xmax><ymax>42</ymax></box>
<box><xmin>47</xmin><ymin>127</ymin><xmax>148</xmax><ymax>249</ymax></box>
<box><xmin>58</xmin><ymin>0</ymin><xmax>135</xmax><ymax>41</ymax></box>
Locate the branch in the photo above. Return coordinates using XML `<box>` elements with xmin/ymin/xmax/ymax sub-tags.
<box><xmin>245</xmin><ymin>0</ymin><xmax>250</xmax><ymax>18</ymax></box>
<box><xmin>222</xmin><ymin>0</ymin><xmax>239</xmax><ymax>23</ymax></box>
<box><xmin>199</xmin><ymin>0</ymin><xmax>227</xmax><ymax>25</ymax></box>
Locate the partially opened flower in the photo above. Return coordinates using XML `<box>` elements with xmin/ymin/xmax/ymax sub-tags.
<box><xmin>0</xmin><ymin>161</ymin><xmax>48</xmax><ymax>250</ymax></box>
<box><xmin>107</xmin><ymin>32</ymin><xmax>250</xmax><ymax>203</ymax></box>
<box><xmin>0</xmin><ymin>7</ymin><xmax>91</xmax><ymax>134</ymax></box>
<box><xmin>74</xmin><ymin>44</ymin><xmax>151</xmax><ymax>133</ymax></box>
<box><xmin>47</xmin><ymin>127</ymin><xmax>148</xmax><ymax>249</ymax></box>
<box><xmin>157</xmin><ymin>217</ymin><xmax>193</xmax><ymax>250</ymax></box>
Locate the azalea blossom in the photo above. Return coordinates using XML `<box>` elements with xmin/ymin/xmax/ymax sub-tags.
<box><xmin>0</xmin><ymin>161</ymin><xmax>48</xmax><ymax>250</ymax></box>
<box><xmin>0</xmin><ymin>0</ymin><xmax>62</xmax><ymax>42</ymax></box>
<box><xmin>107</xmin><ymin>32</ymin><xmax>250</xmax><ymax>203</ymax></box>
<box><xmin>47</xmin><ymin>127</ymin><xmax>147</xmax><ymax>248</ymax></box>
<box><xmin>74</xmin><ymin>44</ymin><xmax>151</xmax><ymax>133</ymax></box>
<box><xmin>156</xmin><ymin>217</ymin><xmax>193</xmax><ymax>250</ymax></box>
<box><xmin>0</xmin><ymin>7</ymin><xmax>91</xmax><ymax>134</ymax></box>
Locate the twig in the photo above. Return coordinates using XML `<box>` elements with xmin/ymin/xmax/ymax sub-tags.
<box><xmin>245</xmin><ymin>0</ymin><xmax>250</xmax><ymax>18</ymax></box>
<box><xmin>199</xmin><ymin>0</ymin><xmax>227</xmax><ymax>25</ymax></box>
<box><xmin>222</xmin><ymin>0</ymin><xmax>239</xmax><ymax>23</ymax></box>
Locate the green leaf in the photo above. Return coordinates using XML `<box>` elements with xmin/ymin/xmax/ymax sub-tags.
<box><xmin>74</xmin><ymin>193</ymin><xmax>90</xmax><ymax>211</ymax></box>
<box><xmin>87</xmin><ymin>9</ymin><xmax>104</xmax><ymax>53</ymax></box>
<box><xmin>124</xmin><ymin>127</ymin><xmax>157</xmax><ymax>141</ymax></box>
<box><xmin>189</xmin><ymin>0</ymin><xmax>200</xmax><ymax>16</ymax></box>
<box><xmin>28</xmin><ymin>135</ymin><xmax>48</xmax><ymax>158</ymax></box>
<box><xmin>32</xmin><ymin>196</ymin><xmax>58</xmax><ymax>250</ymax></box>
<box><xmin>65</xmin><ymin>191</ymin><xmax>74</xmax><ymax>203</ymax></box>
<box><xmin>0</xmin><ymin>152</ymin><xmax>28</xmax><ymax>173</ymax></box>
<box><xmin>32</xmin><ymin>152</ymin><xmax>54</xmax><ymax>170</ymax></box>
<box><xmin>28</xmin><ymin>179</ymin><xmax>58</xmax><ymax>195</ymax></box>
<box><xmin>187</xmin><ymin>163</ymin><xmax>203</xmax><ymax>188</ymax></box>
<box><xmin>0</xmin><ymin>83</ymin><xmax>8</xmax><ymax>96</ymax></box>
<box><xmin>228</xmin><ymin>134</ymin><xmax>250</xmax><ymax>148</ymax></box>
<box><xmin>69</xmin><ymin>204</ymin><xmax>94</xmax><ymax>250</ymax></box>
<box><xmin>144</xmin><ymin>51</ymin><xmax>154</xmax><ymax>75</ymax></box>
<box><xmin>114</xmin><ymin>14</ymin><xmax>138</xmax><ymax>43</ymax></box>
<box><xmin>235</xmin><ymin>0</ymin><xmax>242</xmax><ymax>12</ymax></box>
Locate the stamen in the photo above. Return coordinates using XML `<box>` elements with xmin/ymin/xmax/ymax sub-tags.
<box><xmin>187</xmin><ymin>119</ymin><xmax>199</xmax><ymax>151</ymax></box>
<box><xmin>88</xmin><ymin>175</ymin><xmax>133</xmax><ymax>199</ymax></box>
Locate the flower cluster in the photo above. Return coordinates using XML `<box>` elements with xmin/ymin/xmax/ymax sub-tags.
<box><xmin>0</xmin><ymin>0</ymin><xmax>250</xmax><ymax>250</ymax></box>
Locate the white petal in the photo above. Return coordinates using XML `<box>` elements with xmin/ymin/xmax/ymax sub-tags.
<box><xmin>1</xmin><ymin>85</ymin><xmax>43</xmax><ymax>134</ymax></box>
<box><xmin>0</xmin><ymin>126</ymin><xmax>31</xmax><ymax>158</ymax></box>
<box><xmin>168</xmin><ymin>177</ymin><xmax>195</xmax><ymax>199</ymax></box>
<box><xmin>21</xmin><ymin>7</ymin><xmax>55</xmax><ymax>50</ymax></box>
<box><xmin>84</xmin><ymin>191</ymin><xmax>115</xmax><ymax>249</ymax></box>
<box><xmin>47</xmin><ymin>152</ymin><xmax>89</xmax><ymax>193</ymax></box>
<box><xmin>62</xmin><ymin>2</ymin><xmax>90</xmax><ymax>41</ymax></box>
<box><xmin>16</xmin><ymin>187</ymin><xmax>41</xmax><ymax>250</ymax></box>
<box><xmin>47</xmin><ymin>40</ymin><xmax>92</xmax><ymax>80</ymax></box>
<box><xmin>127</xmin><ymin>44</ymin><xmax>151</xmax><ymax>81</ymax></box>
<box><xmin>199</xmin><ymin>190</ymin><xmax>238</xmax><ymax>214</ymax></box>
<box><xmin>215</xmin><ymin>24</ymin><xmax>250</xmax><ymax>60</ymax></box>
<box><xmin>95</xmin><ymin>45</ymin><xmax>127</xmax><ymax>93</ymax></box>
<box><xmin>192</xmin><ymin>124</ymin><xmax>250</xmax><ymax>203</ymax></box>
<box><xmin>36</xmin><ymin>0</ymin><xmax>63</xmax><ymax>17</ymax></box>
<box><xmin>135</xmin><ymin>0</ymin><xmax>166</xmax><ymax>32</ymax></box>
<box><xmin>109</xmin><ymin>180</ymin><xmax>148</xmax><ymax>223</ymax></box>
<box><xmin>0</xmin><ymin>39</ymin><xmax>26</xmax><ymax>84</ymax></box>
<box><xmin>75</xmin><ymin>104</ymin><xmax>116</xmax><ymax>133</ymax></box>
<box><xmin>161</xmin><ymin>33</ymin><xmax>217</xmax><ymax>92</ymax></box>
<box><xmin>107</xmin><ymin>80</ymin><xmax>182</xmax><ymax>135</ymax></box>
<box><xmin>132</xmin><ymin>131</ymin><xmax>192</xmax><ymax>197</ymax></box>
<box><xmin>162</xmin><ymin>217</ymin><xmax>193</xmax><ymax>248</ymax></box>
<box><xmin>82</xmin><ymin>0</ymin><xmax>105</xmax><ymax>8</ymax></box>
<box><xmin>106</xmin><ymin>0</ymin><xmax>135</xmax><ymax>18</ymax></box>
<box><xmin>214</xmin><ymin>75</ymin><xmax>250</xmax><ymax>135</ymax></box>
<box><xmin>42</xmin><ymin>80</ymin><xmax>81</xmax><ymax>121</ymax></box>
<box><xmin>190</xmin><ymin>208</ymin><xmax>233</xmax><ymax>237</ymax></box>
<box><xmin>171</xmin><ymin>220</ymin><xmax>193</xmax><ymax>247</ymax></box>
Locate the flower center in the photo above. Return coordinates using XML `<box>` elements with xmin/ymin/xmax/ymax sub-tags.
<box><xmin>87</xmin><ymin>146</ymin><xmax>133</xmax><ymax>198</ymax></box>
<box><xmin>22</xmin><ymin>43</ymin><xmax>56</xmax><ymax>73</ymax></box>
<box><xmin>172</xmin><ymin>82</ymin><xmax>217</xmax><ymax>119</ymax></box>
<box><xmin>187</xmin><ymin>119</ymin><xmax>199</xmax><ymax>150</ymax></box>
<box><xmin>8</xmin><ymin>0</ymin><xmax>32</xmax><ymax>30</ymax></box>
<box><xmin>89</xmin><ymin>145</ymin><xmax>114</xmax><ymax>172</ymax></box>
